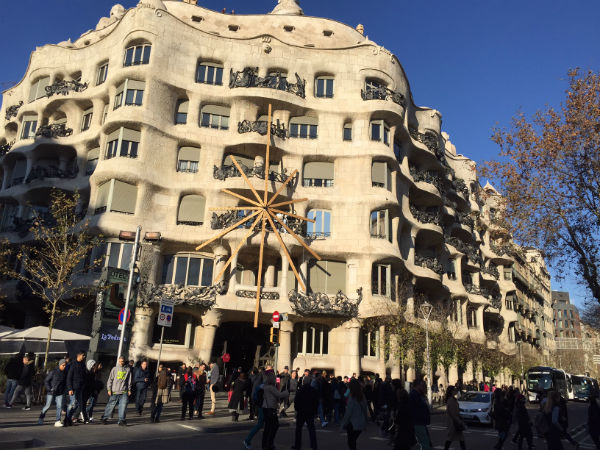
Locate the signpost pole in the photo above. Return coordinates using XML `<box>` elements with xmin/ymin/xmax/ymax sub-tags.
<box><xmin>116</xmin><ymin>225</ymin><xmax>142</xmax><ymax>361</ymax></box>
<box><xmin>155</xmin><ymin>326</ymin><xmax>165</xmax><ymax>377</ymax></box>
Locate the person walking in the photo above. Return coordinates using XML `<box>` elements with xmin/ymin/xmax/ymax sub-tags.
<box><xmin>558</xmin><ymin>395</ymin><xmax>580</xmax><ymax>449</ymax></box>
<box><xmin>181</xmin><ymin>367</ymin><xmax>197</xmax><ymax>420</ymax></box>
<box><xmin>514</xmin><ymin>394</ymin><xmax>533</xmax><ymax>450</ymax></box>
<box><xmin>65</xmin><ymin>351</ymin><xmax>88</xmax><ymax>426</ymax></box>
<box><xmin>206</xmin><ymin>361</ymin><xmax>219</xmax><ymax>416</ymax></box>
<box><xmin>341</xmin><ymin>378</ymin><xmax>369</xmax><ymax>450</ymax></box>
<box><xmin>133</xmin><ymin>359</ymin><xmax>150</xmax><ymax>416</ymax></box>
<box><xmin>262</xmin><ymin>371</ymin><xmax>289</xmax><ymax>450</ymax></box>
<box><xmin>588</xmin><ymin>390</ymin><xmax>600</xmax><ymax>449</ymax></box>
<box><xmin>228</xmin><ymin>371</ymin><xmax>247</xmax><ymax>422</ymax></box>
<box><xmin>101</xmin><ymin>356</ymin><xmax>132</xmax><ymax>426</ymax></box>
<box><xmin>393</xmin><ymin>386</ymin><xmax>416</xmax><ymax>450</ymax></box>
<box><xmin>409</xmin><ymin>378</ymin><xmax>432</xmax><ymax>450</ymax></box>
<box><xmin>292</xmin><ymin>375</ymin><xmax>319</xmax><ymax>450</ymax></box>
<box><xmin>3</xmin><ymin>352</ymin><xmax>23</xmax><ymax>408</ymax></box>
<box><xmin>492</xmin><ymin>390</ymin><xmax>511</xmax><ymax>450</ymax></box>
<box><xmin>278</xmin><ymin>366</ymin><xmax>291</xmax><ymax>417</ymax></box>
<box><xmin>243</xmin><ymin>372</ymin><xmax>266</xmax><ymax>449</ymax></box>
<box><xmin>195</xmin><ymin>364</ymin><xmax>207</xmax><ymax>419</ymax></box>
<box><xmin>444</xmin><ymin>386</ymin><xmax>466</xmax><ymax>450</ymax></box>
<box><xmin>9</xmin><ymin>352</ymin><xmax>35</xmax><ymax>410</ymax></box>
<box><xmin>84</xmin><ymin>361</ymin><xmax>103</xmax><ymax>422</ymax></box>
<box><xmin>543</xmin><ymin>390</ymin><xmax>564</xmax><ymax>450</ymax></box>
<box><xmin>38</xmin><ymin>359</ymin><xmax>67</xmax><ymax>427</ymax></box>
<box><xmin>150</xmin><ymin>366</ymin><xmax>170</xmax><ymax>423</ymax></box>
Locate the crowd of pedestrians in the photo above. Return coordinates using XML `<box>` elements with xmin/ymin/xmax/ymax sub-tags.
<box><xmin>5</xmin><ymin>351</ymin><xmax>600</xmax><ymax>450</ymax></box>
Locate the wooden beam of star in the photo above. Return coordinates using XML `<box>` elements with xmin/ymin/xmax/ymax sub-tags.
<box><xmin>270</xmin><ymin>208</ymin><xmax>315</xmax><ymax>223</ymax></box>
<box><xmin>269</xmin><ymin>198</ymin><xmax>309</xmax><ymax>209</ymax></box>
<box><xmin>264</xmin><ymin>211</ymin><xmax>306</xmax><ymax>292</ymax></box>
<box><xmin>209</xmin><ymin>206</ymin><xmax>261</xmax><ymax>211</ymax></box>
<box><xmin>212</xmin><ymin>211</ymin><xmax>265</xmax><ymax>284</ymax></box>
<box><xmin>221</xmin><ymin>189</ymin><xmax>262</xmax><ymax>208</ymax></box>
<box><xmin>254</xmin><ymin>213</ymin><xmax>268</xmax><ymax>328</ymax></box>
<box><xmin>266</xmin><ymin>169</ymin><xmax>298</xmax><ymax>206</ymax></box>
<box><xmin>228</xmin><ymin>155</ymin><xmax>264</xmax><ymax>206</ymax></box>
<box><xmin>269</xmin><ymin>210</ymin><xmax>322</xmax><ymax>261</ymax></box>
<box><xmin>195</xmin><ymin>209</ymin><xmax>261</xmax><ymax>251</ymax></box>
<box><xmin>263</xmin><ymin>103</ymin><xmax>272</xmax><ymax>205</ymax></box>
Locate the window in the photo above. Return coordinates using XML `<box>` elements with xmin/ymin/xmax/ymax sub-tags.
<box><xmin>343</xmin><ymin>123</ymin><xmax>352</xmax><ymax>141</ymax></box>
<box><xmin>177</xmin><ymin>194</ymin><xmax>206</xmax><ymax>226</ymax></box>
<box><xmin>372</xmin><ymin>263</ymin><xmax>391</xmax><ymax>297</ymax></box>
<box><xmin>370</xmin><ymin>209</ymin><xmax>391</xmax><ymax>241</ymax></box>
<box><xmin>96</xmin><ymin>63</ymin><xmax>108</xmax><ymax>85</ymax></box>
<box><xmin>503</xmin><ymin>268</ymin><xmax>512</xmax><ymax>280</ymax></box>
<box><xmin>268</xmin><ymin>71</ymin><xmax>288</xmax><ymax>90</ymax></box>
<box><xmin>467</xmin><ymin>306</ymin><xmax>478</xmax><ymax>328</ymax></box>
<box><xmin>371</xmin><ymin>161</ymin><xmax>391</xmax><ymax>190</ymax></box>
<box><xmin>106</xmin><ymin>242</ymin><xmax>133</xmax><ymax>270</ymax></box>
<box><xmin>20</xmin><ymin>115</ymin><xmax>38</xmax><ymax>139</ymax></box>
<box><xmin>81</xmin><ymin>108</ymin><xmax>93</xmax><ymax>131</ymax></box>
<box><xmin>86</xmin><ymin>148</ymin><xmax>100</xmax><ymax>175</ymax></box>
<box><xmin>114</xmin><ymin>80</ymin><xmax>145</xmax><ymax>109</ymax></box>
<box><xmin>294</xmin><ymin>323</ymin><xmax>329</xmax><ymax>355</ymax></box>
<box><xmin>105</xmin><ymin>128</ymin><xmax>140</xmax><ymax>159</ymax></box>
<box><xmin>177</xmin><ymin>147</ymin><xmax>200</xmax><ymax>173</ymax></box>
<box><xmin>175</xmin><ymin>99</ymin><xmax>189</xmax><ymax>124</ymax></box>
<box><xmin>196</xmin><ymin>62</ymin><xmax>224</xmax><ymax>85</ymax></box>
<box><xmin>505</xmin><ymin>293</ymin><xmax>515</xmax><ymax>311</ymax></box>
<box><xmin>200</xmin><ymin>105</ymin><xmax>229</xmax><ymax>130</ymax></box>
<box><xmin>306</xmin><ymin>209</ymin><xmax>331</xmax><ymax>238</ymax></box>
<box><xmin>28</xmin><ymin>76</ymin><xmax>50</xmax><ymax>102</ymax></box>
<box><xmin>123</xmin><ymin>44</ymin><xmax>151</xmax><ymax>66</ymax></box>
<box><xmin>161</xmin><ymin>254</ymin><xmax>214</xmax><ymax>286</ymax></box>
<box><xmin>0</xmin><ymin>204</ymin><xmax>18</xmax><ymax>232</ymax></box>
<box><xmin>315</xmin><ymin>77</ymin><xmax>334</xmax><ymax>98</ymax></box>
<box><xmin>9</xmin><ymin>160</ymin><xmax>27</xmax><ymax>186</ymax></box>
<box><xmin>509</xmin><ymin>324</ymin><xmax>516</xmax><ymax>343</ymax></box>
<box><xmin>364</xmin><ymin>78</ymin><xmax>384</xmax><ymax>97</ymax></box>
<box><xmin>303</xmin><ymin>161</ymin><xmax>334</xmax><ymax>187</ymax></box>
<box><xmin>361</xmin><ymin>329</ymin><xmax>379</xmax><ymax>357</ymax></box>
<box><xmin>94</xmin><ymin>179</ymin><xmax>137</xmax><ymax>215</ymax></box>
<box><xmin>307</xmin><ymin>259</ymin><xmax>346</xmax><ymax>294</ymax></box>
<box><xmin>102</xmin><ymin>105</ymin><xmax>109</xmax><ymax>125</ymax></box>
<box><xmin>370</xmin><ymin>119</ymin><xmax>390</xmax><ymax>145</ymax></box>
<box><xmin>290</xmin><ymin>116</ymin><xmax>318</xmax><ymax>139</ymax></box>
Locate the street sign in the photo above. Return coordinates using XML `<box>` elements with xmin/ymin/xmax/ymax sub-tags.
<box><xmin>222</xmin><ymin>353</ymin><xmax>231</xmax><ymax>363</ymax></box>
<box><xmin>272</xmin><ymin>322</ymin><xmax>280</xmax><ymax>329</ymax></box>
<box><xmin>108</xmin><ymin>267</ymin><xmax>130</xmax><ymax>285</ymax></box>
<box><xmin>157</xmin><ymin>298</ymin><xmax>175</xmax><ymax>327</ymax></box>
<box><xmin>272</xmin><ymin>311</ymin><xmax>280</xmax><ymax>323</ymax></box>
<box><xmin>118</xmin><ymin>308</ymin><xmax>131</xmax><ymax>324</ymax></box>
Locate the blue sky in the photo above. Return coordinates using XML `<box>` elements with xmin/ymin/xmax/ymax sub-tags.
<box><xmin>1</xmin><ymin>0</ymin><xmax>598</xmax><ymax>306</ymax></box>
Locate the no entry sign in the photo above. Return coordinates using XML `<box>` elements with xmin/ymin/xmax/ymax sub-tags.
<box><xmin>222</xmin><ymin>353</ymin><xmax>230</xmax><ymax>363</ymax></box>
<box><xmin>118</xmin><ymin>308</ymin><xmax>131</xmax><ymax>325</ymax></box>
<box><xmin>272</xmin><ymin>311</ymin><xmax>280</xmax><ymax>323</ymax></box>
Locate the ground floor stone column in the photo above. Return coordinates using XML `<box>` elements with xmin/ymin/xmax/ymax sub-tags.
<box><xmin>341</xmin><ymin>319</ymin><xmax>361</xmax><ymax>376</ymax></box>
<box><xmin>277</xmin><ymin>321</ymin><xmax>294</xmax><ymax>373</ymax></box>
<box><xmin>464</xmin><ymin>361</ymin><xmax>474</xmax><ymax>382</ymax></box>
<box><xmin>129</xmin><ymin>306</ymin><xmax>154</xmax><ymax>362</ymax></box>
<box><xmin>197</xmin><ymin>309</ymin><xmax>222</xmax><ymax>364</ymax></box>
<box><xmin>389</xmin><ymin>334</ymin><xmax>400</xmax><ymax>379</ymax></box>
<box><xmin>448</xmin><ymin>363</ymin><xmax>459</xmax><ymax>385</ymax></box>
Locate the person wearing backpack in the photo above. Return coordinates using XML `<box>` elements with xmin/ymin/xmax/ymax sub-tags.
<box><xmin>180</xmin><ymin>367</ymin><xmax>196</xmax><ymax>420</ymax></box>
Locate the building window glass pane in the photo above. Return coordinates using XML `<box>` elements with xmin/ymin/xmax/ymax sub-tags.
<box><xmin>343</xmin><ymin>124</ymin><xmax>352</xmax><ymax>141</ymax></box>
<box><xmin>196</xmin><ymin>63</ymin><xmax>223</xmax><ymax>85</ymax></box>
<box><xmin>124</xmin><ymin>44</ymin><xmax>151</xmax><ymax>66</ymax></box>
<box><xmin>201</xmin><ymin>259</ymin><xmax>214</xmax><ymax>286</ymax></box>
<box><xmin>97</xmin><ymin>63</ymin><xmax>108</xmax><ymax>85</ymax></box>
<box><xmin>81</xmin><ymin>112</ymin><xmax>93</xmax><ymax>131</ymax></box>
<box><xmin>187</xmin><ymin>258</ymin><xmax>201</xmax><ymax>286</ymax></box>
<box><xmin>21</xmin><ymin>120</ymin><xmax>38</xmax><ymax>139</ymax></box>
<box><xmin>108</xmin><ymin>244</ymin><xmax>120</xmax><ymax>268</ymax></box>
<box><xmin>161</xmin><ymin>256</ymin><xmax>174</xmax><ymax>283</ymax></box>
<box><xmin>175</xmin><ymin>257</ymin><xmax>188</xmax><ymax>285</ymax></box>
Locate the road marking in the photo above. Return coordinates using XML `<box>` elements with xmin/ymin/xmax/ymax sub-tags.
<box><xmin>369</xmin><ymin>437</ymin><xmax>388</xmax><ymax>441</ymax></box>
<box><xmin>178</xmin><ymin>424</ymin><xmax>201</xmax><ymax>431</ymax></box>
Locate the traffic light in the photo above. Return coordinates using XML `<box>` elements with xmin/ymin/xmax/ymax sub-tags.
<box><xmin>270</xmin><ymin>327</ymin><xmax>280</xmax><ymax>345</ymax></box>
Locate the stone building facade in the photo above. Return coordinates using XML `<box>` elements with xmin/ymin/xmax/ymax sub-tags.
<box><xmin>0</xmin><ymin>0</ymin><xmax>553</xmax><ymax>381</ymax></box>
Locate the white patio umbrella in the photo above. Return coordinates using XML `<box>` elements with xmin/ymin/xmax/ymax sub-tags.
<box><xmin>2</xmin><ymin>326</ymin><xmax>90</xmax><ymax>341</ymax></box>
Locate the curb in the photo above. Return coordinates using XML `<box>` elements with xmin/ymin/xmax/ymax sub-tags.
<box><xmin>0</xmin><ymin>438</ymin><xmax>44</xmax><ymax>449</ymax></box>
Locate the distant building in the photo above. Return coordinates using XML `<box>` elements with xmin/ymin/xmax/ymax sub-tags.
<box><xmin>553</xmin><ymin>291</ymin><xmax>582</xmax><ymax>345</ymax></box>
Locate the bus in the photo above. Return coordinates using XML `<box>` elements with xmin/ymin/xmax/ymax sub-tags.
<box><xmin>526</xmin><ymin>366</ymin><xmax>569</xmax><ymax>402</ymax></box>
<box><xmin>571</xmin><ymin>375</ymin><xmax>600</xmax><ymax>401</ymax></box>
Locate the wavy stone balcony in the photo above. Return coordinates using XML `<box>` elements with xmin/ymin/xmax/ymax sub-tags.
<box><xmin>288</xmin><ymin>287</ymin><xmax>362</xmax><ymax>318</ymax></box>
<box><xmin>25</xmin><ymin>164</ymin><xmax>79</xmax><ymax>184</ymax></box>
<box><xmin>408</xmin><ymin>164</ymin><xmax>444</xmax><ymax>193</ymax></box>
<box><xmin>361</xmin><ymin>85</ymin><xmax>405</xmax><ymax>107</ymax></box>
<box><xmin>444</xmin><ymin>235</ymin><xmax>483</xmax><ymax>267</ymax></box>
<box><xmin>0</xmin><ymin>141</ymin><xmax>14</xmax><ymax>158</ymax></box>
<box><xmin>481</xmin><ymin>264</ymin><xmax>500</xmax><ymax>280</ymax></box>
<box><xmin>5</xmin><ymin>101</ymin><xmax>23</xmax><ymax>121</ymax></box>
<box><xmin>408</xmin><ymin>127</ymin><xmax>444</xmax><ymax>160</ymax></box>
<box><xmin>409</xmin><ymin>203</ymin><xmax>442</xmax><ymax>227</ymax></box>
<box><xmin>465</xmin><ymin>283</ymin><xmax>502</xmax><ymax>309</ymax></box>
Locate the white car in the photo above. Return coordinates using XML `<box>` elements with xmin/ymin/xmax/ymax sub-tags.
<box><xmin>458</xmin><ymin>391</ymin><xmax>493</xmax><ymax>425</ymax></box>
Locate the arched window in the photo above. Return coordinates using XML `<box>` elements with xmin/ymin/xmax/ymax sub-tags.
<box><xmin>28</xmin><ymin>76</ymin><xmax>50</xmax><ymax>102</ymax></box>
<box><xmin>161</xmin><ymin>254</ymin><xmax>214</xmax><ymax>286</ymax></box>
<box><xmin>371</xmin><ymin>161</ymin><xmax>391</xmax><ymax>190</ymax></box>
<box><xmin>114</xmin><ymin>80</ymin><xmax>145</xmax><ymax>109</ymax></box>
<box><xmin>306</xmin><ymin>209</ymin><xmax>331</xmax><ymax>238</ymax></box>
<box><xmin>20</xmin><ymin>114</ymin><xmax>38</xmax><ymax>139</ymax></box>
<box><xmin>105</xmin><ymin>128</ymin><xmax>140</xmax><ymax>159</ymax></box>
<box><xmin>175</xmin><ymin>99</ymin><xmax>189</xmax><ymax>124</ymax></box>
<box><xmin>293</xmin><ymin>323</ymin><xmax>329</xmax><ymax>355</ymax></box>
<box><xmin>177</xmin><ymin>194</ymin><xmax>206</xmax><ymax>226</ymax></box>
<box><xmin>307</xmin><ymin>259</ymin><xmax>345</xmax><ymax>294</ymax></box>
<box><xmin>370</xmin><ymin>209</ymin><xmax>391</xmax><ymax>241</ymax></box>
<box><xmin>177</xmin><ymin>147</ymin><xmax>200</xmax><ymax>173</ymax></box>
<box><xmin>289</xmin><ymin>116</ymin><xmax>318</xmax><ymax>139</ymax></box>
<box><xmin>96</xmin><ymin>62</ymin><xmax>109</xmax><ymax>85</ymax></box>
<box><xmin>303</xmin><ymin>161</ymin><xmax>333</xmax><ymax>187</ymax></box>
<box><xmin>196</xmin><ymin>61</ymin><xmax>224</xmax><ymax>85</ymax></box>
<box><xmin>123</xmin><ymin>43</ymin><xmax>151</xmax><ymax>66</ymax></box>
<box><xmin>94</xmin><ymin>179</ymin><xmax>137</xmax><ymax>215</ymax></box>
<box><xmin>315</xmin><ymin>76</ymin><xmax>334</xmax><ymax>98</ymax></box>
<box><xmin>372</xmin><ymin>263</ymin><xmax>391</xmax><ymax>297</ymax></box>
<box><xmin>360</xmin><ymin>328</ymin><xmax>379</xmax><ymax>357</ymax></box>
<box><xmin>200</xmin><ymin>105</ymin><xmax>229</xmax><ymax>130</ymax></box>
<box><xmin>81</xmin><ymin>107</ymin><xmax>93</xmax><ymax>131</ymax></box>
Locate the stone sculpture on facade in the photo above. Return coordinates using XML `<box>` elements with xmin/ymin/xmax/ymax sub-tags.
<box><xmin>138</xmin><ymin>280</ymin><xmax>226</xmax><ymax>307</ymax></box>
<box><xmin>229</xmin><ymin>68</ymin><xmax>306</xmax><ymax>98</ymax></box>
<box><xmin>35</xmin><ymin>123</ymin><xmax>73</xmax><ymax>139</ymax></box>
<box><xmin>5</xmin><ymin>101</ymin><xmax>23</xmax><ymax>121</ymax></box>
<box><xmin>289</xmin><ymin>287</ymin><xmax>362</xmax><ymax>318</ymax></box>
<box><xmin>238</xmin><ymin>119</ymin><xmax>287</xmax><ymax>139</ymax></box>
<box><xmin>44</xmin><ymin>79</ymin><xmax>88</xmax><ymax>98</ymax></box>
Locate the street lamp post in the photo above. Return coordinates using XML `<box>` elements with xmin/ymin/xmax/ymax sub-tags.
<box><xmin>420</xmin><ymin>301</ymin><xmax>433</xmax><ymax>408</ymax></box>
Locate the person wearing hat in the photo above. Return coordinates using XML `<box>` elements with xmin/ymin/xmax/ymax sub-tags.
<box><xmin>38</xmin><ymin>359</ymin><xmax>68</xmax><ymax>426</ymax></box>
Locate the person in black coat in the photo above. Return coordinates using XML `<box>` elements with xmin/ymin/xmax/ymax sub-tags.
<box><xmin>228</xmin><ymin>372</ymin><xmax>248</xmax><ymax>421</ymax></box>
<box><xmin>514</xmin><ymin>395</ymin><xmax>533</xmax><ymax>450</ymax></box>
<box><xmin>38</xmin><ymin>359</ymin><xmax>68</xmax><ymax>425</ymax></box>
<box><xmin>394</xmin><ymin>386</ymin><xmax>416</xmax><ymax>450</ymax></box>
<box><xmin>65</xmin><ymin>351</ymin><xmax>88</xmax><ymax>425</ymax></box>
<box><xmin>588</xmin><ymin>390</ymin><xmax>600</xmax><ymax>449</ymax></box>
<box><xmin>133</xmin><ymin>360</ymin><xmax>150</xmax><ymax>415</ymax></box>
<box><xmin>4</xmin><ymin>352</ymin><xmax>23</xmax><ymax>407</ymax></box>
<box><xmin>8</xmin><ymin>352</ymin><xmax>34</xmax><ymax>409</ymax></box>
<box><xmin>492</xmin><ymin>390</ymin><xmax>511</xmax><ymax>450</ymax></box>
<box><xmin>292</xmin><ymin>375</ymin><xmax>319</xmax><ymax>450</ymax></box>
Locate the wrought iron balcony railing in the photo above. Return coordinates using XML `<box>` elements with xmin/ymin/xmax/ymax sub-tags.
<box><xmin>35</xmin><ymin>123</ymin><xmax>73</xmax><ymax>139</ymax></box>
<box><xmin>5</xmin><ymin>101</ymin><xmax>23</xmax><ymax>120</ymax></box>
<box><xmin>138</xmin><ymin>281</ymin><xmax>226</xmax><ymax>307</ymax></box>
<box><xmin>25</xmin><ymin>164</ymin><xmax>78</xmax><ymax>183</ymax></box>
<box><xmin>453</xmin><ymin>178</ymin><xmax>469</xmax><ymax>197</ymax></box>
<box><xmin>213</xmin><ymin>163</ymin><xmax>290</xmax><ymax>183</ymax></box>
<box><xmin>238</xmin><ymin>119</ymin><xmax>287</xmax><ymax>139</ymax></box>
<box><xmin>408</xmin><ymin>127</ymin><xmax>444</xmax><ymax>159</ymax></box>
<box><xmin>409</xmin><ymin>203</ymin><xmax>442</xmax><ymax>226</ymax></box>
<box><xmin>361</xmin><ymin>85</ymin><xmax>405</xmax><ymax>107</ymax></box>
<box><xmin>289</xmin><ymin>287</ymin><xmax>362</xmax><ymax>317</ymax></box>
<box><xmin>414</xmin><ymin>254</ymin><xmax>445</xmax><ymax>275</ymax></box>
<box><xmin>408</xmin><ymin>164</ymin><xmax>444</xmax><ymax>192</ymax></box>
<box><xmin>481</xmin><ymin>264</ymin><xmax>500</xmax><ymax>279</ymax></box>
<box><xmin>229</xmin><ymin>68</ymin><xmax>306</xmax><ymax>98</ymax></box>
<box><xmin>45</xmin><ymin>79</ymin><xmax>88</xmax><ymax>98</ymax></box>
<box><xmin>0</xmin><ymin>141</ymin><xmax>14</xmax><ymax>157</ymax></box>
<box><xmin>456</xmin><ymin>211</ymin><xmax>475</xmax><ymax>229</ymax></box>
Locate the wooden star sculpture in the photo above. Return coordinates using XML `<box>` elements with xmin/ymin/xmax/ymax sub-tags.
<box><xmin>196</xmin><ymin>104</ymin><xmax>321</xmax><ymax>327</ymax></box>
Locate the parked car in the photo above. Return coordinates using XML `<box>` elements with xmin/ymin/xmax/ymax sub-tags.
<box><xmin>458</xmin><ymin>391</ymin><xmax>493</xmax><ymax>425</ymax></box>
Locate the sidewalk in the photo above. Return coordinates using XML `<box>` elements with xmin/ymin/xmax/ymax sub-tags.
<box><xmin>0</xmin><ymin>392</ymin><xmax>288</xmax><ymax>449</ymax></box>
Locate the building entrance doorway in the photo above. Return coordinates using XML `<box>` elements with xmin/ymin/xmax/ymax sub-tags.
<box><xmin>212</xmin><ymin>322</ymin><xmax>270</xmax><ymax>372</ymax></box>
